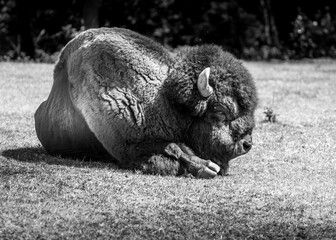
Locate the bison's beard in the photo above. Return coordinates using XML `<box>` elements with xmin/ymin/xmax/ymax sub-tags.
<box><xmin>186</xmin><ymin>120</ymin><xmax>237</xmax><ymax>174</ymax></box>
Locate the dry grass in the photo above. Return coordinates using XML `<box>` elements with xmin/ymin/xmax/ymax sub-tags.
<box><xmin>0</xmin><ymin>60</ymin><xmax>336</xmax><ymax>239</ymax></box>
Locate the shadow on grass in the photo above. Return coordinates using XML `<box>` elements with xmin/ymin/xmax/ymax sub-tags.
<box><xmin>1</xmin><ymin>146</ymin><xmax>120</xmax><ymax>170</ymax></box>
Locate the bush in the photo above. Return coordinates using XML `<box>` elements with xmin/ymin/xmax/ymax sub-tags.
<box><xmin>1</xmin><ymin>0</ymin><xmax>335</xmax><ymax>62</ymax></box>
<box><xmin>35</xmin><ymin>24</ymin><xmax>84</xmax><ymax>57</ymax></box>
<box><xmin>0</xmin><ymin>23</ymin><xmax>82</xmax><ymax>63</ymax></box>
<box><xmin>289</xmin><ymin>8</ymin><xmax>336</xmax><ymax>58</ymax></box>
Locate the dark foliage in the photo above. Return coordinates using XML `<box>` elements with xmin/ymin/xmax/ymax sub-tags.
<box><xmin>0</xmin><ymin>0</ymin><xmax>335</xmax><ymax>61</ymax></box>
<box><xmin>289</xmin><ymin>8</ymin><xmax>336</xmax><ymax>58</ymax></box>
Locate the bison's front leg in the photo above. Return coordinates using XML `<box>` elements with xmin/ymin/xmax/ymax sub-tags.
<box><xmin>118</xmin><ymin>141</ymin><xmax>182</xmax><ymax>176</ymax></box>
<box><xmin>122</xmin><ymin>141</ymin><xmax>220</xmax><ymax>178</ymax></box>
<box><xmin>163</xmin><ymin>143</ymin><xmax>220</xmax><ymax>178</ymax></box>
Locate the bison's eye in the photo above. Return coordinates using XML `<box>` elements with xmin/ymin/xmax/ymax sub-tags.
<box><xmin>213</xmin><ymin>111</ymin><xmax>227</xmax><ymax>122</ymax></box>
<box><xmin>211</xmin><ymin>104</ymin><xmax>232</xmax><ymax>122</ymax></box>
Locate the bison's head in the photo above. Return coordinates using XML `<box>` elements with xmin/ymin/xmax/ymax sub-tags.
<box><xmin>170</xmin><ymin>45</ymin><xmax>258</xmax><ymax>175</ymax></box>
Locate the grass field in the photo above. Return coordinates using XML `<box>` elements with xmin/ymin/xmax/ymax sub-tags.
<box><xmin>0</xmin><ymin>60</ymin><xmax>336</xmax><ymax>239</ymax></box>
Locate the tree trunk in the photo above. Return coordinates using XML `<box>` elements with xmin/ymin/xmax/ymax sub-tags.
<box><xmin>260</xmin><ymin>0</ymin><xmax>280</xmax><ymax>46</ymax></box>
<box><xmin>16</xmin><ymin>0</ymin><xmax>35</xmax><ymax>58</ymax></box>
<box><xmin>82</xmin><ymin>0</ymin><xmax>100</xmax><ymax>29</ymax></box>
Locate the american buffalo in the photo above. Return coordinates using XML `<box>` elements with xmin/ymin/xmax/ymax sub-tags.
<box><xmin>35</xmin><ymin>28</ymin><xmax>258</xmax><ymax>178</ymax></box>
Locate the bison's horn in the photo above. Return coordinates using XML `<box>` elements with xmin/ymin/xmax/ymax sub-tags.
<box><xmin>197</xmin><ymin>67</ymin><xmax>213</xmax><ymax>98</ymax></box>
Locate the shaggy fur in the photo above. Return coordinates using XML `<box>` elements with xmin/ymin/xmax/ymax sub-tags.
<box><xmin>35</xmin><ymin>28</ymin><xmax>258</xmax><ymax>178</ymax></box>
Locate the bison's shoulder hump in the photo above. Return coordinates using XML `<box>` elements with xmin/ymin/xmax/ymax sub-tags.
<box><xmin>60</xmin><ymin>28</ymin><xmax>173</xmax><ymax>69</ymax></box>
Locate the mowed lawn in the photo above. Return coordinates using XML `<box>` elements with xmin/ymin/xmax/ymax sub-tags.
<box><xmin>0</xmin><ymin>60</ymin><xmax>336</xmax><ymax>239</ymax></box>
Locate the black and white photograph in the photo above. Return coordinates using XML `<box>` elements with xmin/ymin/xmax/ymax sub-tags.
<box><xmin>0</xmin><ymin>0</ymin><xmax>335</xmax><ymax>239</ymax></box>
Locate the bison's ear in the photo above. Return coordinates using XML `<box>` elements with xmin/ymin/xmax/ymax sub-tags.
<box><xmin>197</xmin><ymin>67</ymin><xmax>213</xmax><ymax>98</ymax></box>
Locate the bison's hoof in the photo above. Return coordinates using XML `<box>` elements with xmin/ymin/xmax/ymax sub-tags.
<box><xmin>196</xmin><ymin>167</ymin><xmax>218</xmax><ymax>179</ymax></box>
<box><xmin>196</xmin><ymin>161</ymin><xmax>220</xmax><ymax>179</ymax></box>
<box><xmin>206</xmin><ymin>161</ymin><xmax>221</xmax><ymax>173</ymax></box>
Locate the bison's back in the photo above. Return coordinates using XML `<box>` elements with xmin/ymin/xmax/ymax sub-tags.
<box><xmin>35</xmin><ymin>28</ymin><xmax>173</xmax><ymax>161</ymax></box>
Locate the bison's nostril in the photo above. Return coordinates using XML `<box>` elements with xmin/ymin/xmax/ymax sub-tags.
<box><xmin>242</xmin><ymin>140</ymin><xmax>252</xmax><ymax>152</ymax></box>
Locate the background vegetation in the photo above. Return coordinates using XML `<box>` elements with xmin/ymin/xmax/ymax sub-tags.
<box><xmin>1</xmin><ymin>60</ymin><xmax>336</xmax><ymax>239</ymax></box>
<box><xmin>0</xmin><ymin>0</ymin><xmax>336</xmax><ymax>61</ymax></box>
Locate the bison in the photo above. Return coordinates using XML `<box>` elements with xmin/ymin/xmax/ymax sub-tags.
<box><xmin>35</xmin><ymin>28</ymin><xmax>258</xmax><ymax>178</ymax></box>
